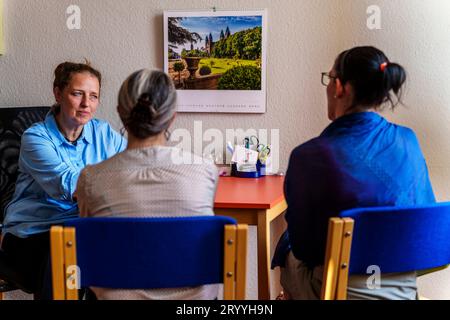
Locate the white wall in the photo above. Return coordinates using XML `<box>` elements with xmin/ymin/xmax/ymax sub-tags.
<box><xmin>1</xmin><ymin>0</ymin><xmax>449</xmax><ymax>299</ymax></box>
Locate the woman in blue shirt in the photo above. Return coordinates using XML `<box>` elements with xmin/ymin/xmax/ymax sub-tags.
<box><xmin>272</xmin><ymin>46</ymin><xmax>435</xmax><ymax>299</ymax></box>
<box><xmin>1</xmin><ymin>62</ymin><xmax>126</xmax><ymax>299</ymax></box>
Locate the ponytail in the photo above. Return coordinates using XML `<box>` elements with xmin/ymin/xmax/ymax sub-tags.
<box><xmin>334</xmin><ymin>46</ymin><xmax>407</xmax><ymax>111</ymax></box>
<box><xmin>383</xmin><ymin>62</ymin><xmax>407</xmax><ymax>108</ymax></box>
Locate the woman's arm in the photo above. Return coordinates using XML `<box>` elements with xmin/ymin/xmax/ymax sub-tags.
<box><xmin>19</xmin><ymin>130</ymin><xmax>80</xmax><ymax>201</ymax></box>
<box><xmin>284</xmin><ymin>141</ymin><xmax>343</xmax><ymax>266</ymax></box>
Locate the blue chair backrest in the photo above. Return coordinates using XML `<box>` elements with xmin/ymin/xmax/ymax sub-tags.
<box><xmin>63</xmin><ymin>216</ymin><xmax>237</xmax><ymax>289</ymax></box>
<box><xmin>340</xmin><ymin>203</ymin><xmax>450</xmax><ymax>274</ymax></box>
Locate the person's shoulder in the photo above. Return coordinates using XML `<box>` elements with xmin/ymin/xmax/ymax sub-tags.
<box><xmin>78</xmin><ymin>163</ymin><xmax>100</xmax><ymax>191</ymax></box>
<box><xmin>102</xmin><ymin>151</ymin><xmax>126</xmax><ymax>167</ymax></box>
<box><xmin>21</xmin><ymin>120</ymin><xmax>54</xmax><ymax>145</ymax></box>
<box><xmin>394</xmin><ymin>123</ymin><xmax>417</xmax><ymax>137</ymax></box>
<box><xmin>181</xmin><ymin>149</ymin><xmax>215</xmax><ymax>165</ymax></box>
<box><xmin>170</xmin><ymin>148</ymin><xmax>218</xmax><ymax>173</ymax></box>
<box><xmin>89</xmin><ymin>118</ymin><xmax>114</xmax><ymax>131</ymax></box>
<box><xmin>192</xmin><ymin>152</ymin><xmax>215</xmax><ymax>167</ymax></box>
<box><xmin>22</xmin><ymin>120</ymin><xmax>46</xmax><ymax>136</ymax></box>
<box><xmin>90</xmin><ymin>118</ymin><xmax>123</xmax><ymax>137</ymax></box>
<box><xmin>88</xmin><ymin>118</ymin><xmax>123</xmax><ymax>141</ymax></box>
<box><xmin>388</xmin><ymin>122</ymin><xmax>420</xmax><ymax>145</ymax></box>
<box><xmin>84</xmin><ymin>151</ymin><xmax>126</xmax><ymax>176</ymax></box>
<box><xmin>291</xmin><ymin>136</ymin><xmax>335</xmax><ymax>160</ymax></box>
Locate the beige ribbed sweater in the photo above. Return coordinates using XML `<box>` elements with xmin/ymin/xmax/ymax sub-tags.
<box><xmin>76</xmin><ymin>146</ymin><xmax>219</xmax><ymax>300</ymax></box>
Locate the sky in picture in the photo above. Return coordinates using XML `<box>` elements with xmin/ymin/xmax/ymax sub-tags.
<box><xmin>173</xmin><ymin>16</ymin><xmax>262</xmax><ymax>54</ymax></box>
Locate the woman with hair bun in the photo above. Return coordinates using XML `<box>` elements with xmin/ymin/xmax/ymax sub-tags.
<box><xmin>1</xmin><ymin>61</ymin><xmax>126</xmax><ymax>299</ymax></box>
<box><xmin>76</xmin><ymin>69</ymin><xmax>219</xmax><ymax>300</ymax></box>
<box><xmin>272</xmin><ymin>46</ymin><xmax>435</xmax><ymax>300</ymax></box>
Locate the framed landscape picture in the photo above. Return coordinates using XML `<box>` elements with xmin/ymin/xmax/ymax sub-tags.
<box><xmin>0</xmin><ymin>0</ymin><xmax>4</xmax><ymax>55</ymax></box>
<box><xmin>164</xmin><ymin>9</ymin><xmax>267</xmax><ymax>113</ymax></box>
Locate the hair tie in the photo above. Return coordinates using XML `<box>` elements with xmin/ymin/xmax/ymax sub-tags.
<box><xmin>380</xmin><ymin>62</ymin><xmax>388</xmax><ymax>72</ymax></box>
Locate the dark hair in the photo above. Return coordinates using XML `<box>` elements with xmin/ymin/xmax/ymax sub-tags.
<box><xmin>118</xmin><ymin>69</ymin><xmax>177</xmax><ymax>139</ymax></box>
<box><xmin>52</xmin><ymin>61</ymin><xmax>102</xmax><ymax>114</ymax></box>
<box><xmin>334</xmin><ymin>46</ymin><xmax>406</xmax><ymax>110</ymax></box>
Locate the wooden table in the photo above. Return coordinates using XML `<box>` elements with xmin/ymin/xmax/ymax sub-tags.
<box><xmin>214</xmin><ymin>176</ymin><xmax>287</xmax><ymax>300</ymax></box>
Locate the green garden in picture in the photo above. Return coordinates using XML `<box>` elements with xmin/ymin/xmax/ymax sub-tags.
<box><xmin>168</xmin><ymin>16</ymin><xmax>263</xmax><ymax>90</ymax></box>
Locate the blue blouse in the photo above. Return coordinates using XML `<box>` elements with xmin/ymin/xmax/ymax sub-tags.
<box><xmin>272</xmin><ymin>112</ymin><xmax>435</xmax><ymax>269</ymax></box>
<box><xmin>3</xmin><ymin>112</ymin><xmax>126</xmax><ymax>238</ymax></box>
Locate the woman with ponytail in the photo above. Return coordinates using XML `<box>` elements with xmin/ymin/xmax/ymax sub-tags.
<box><xmin>272</xmin><ymin>46</ymin><xmax>435</xmax><ymax>299</ymax></box>
<box><xmin>76</xmin><ymin>70</ymin><xmax>219</xmax><ymax>300</ymax></box>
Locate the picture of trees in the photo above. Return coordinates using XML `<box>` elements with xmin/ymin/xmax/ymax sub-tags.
<box><xmin>167</xmin><ymin>15</ymin><xmax>263</xmax><ymax>90</ymax></box>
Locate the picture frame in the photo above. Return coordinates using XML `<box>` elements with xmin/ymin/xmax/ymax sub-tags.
<box><xmin>0</xmin><ymin>0</ymin><xmax>4</xmax><ymax>55</ymax></box>
<box><xmin>163</xmin><ymin>9</ymin><xmax>267</xmax><ymax>113</ymax></box>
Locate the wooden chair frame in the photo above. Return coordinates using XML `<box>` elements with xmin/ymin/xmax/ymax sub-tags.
<box><xmin>320</xmin><ymin>217</ymin><xmax>449</xmax><ymax>300</ymax></box>
<box><xmin>321</xmin><ymin>217</ymin><xmax>354</xmax><ymax>300</ymax></box>
<box><xmin>51</xmin><ymin>224</ymin><xmax>248</xmax><ymax>300</ymax></box>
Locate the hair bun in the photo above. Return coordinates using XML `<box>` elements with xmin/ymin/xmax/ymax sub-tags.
<box><xmin>138</xmin><ymin>93</ymin><xmax>158</xmax><ymax>114</ymax></box>
<box><xmin>136</xmin><ymin>93</ymin><xmax>151</xmax><ymax>108</ymax></box>
<box><xmin>127</xmin><ymin>93</ymin><xmax>158</xmax><ymax>131</ymax></box>
<box><xmin>117</xmin><ymin>69</ymin><xmax>177</xmax><ymax>139</ymax></box>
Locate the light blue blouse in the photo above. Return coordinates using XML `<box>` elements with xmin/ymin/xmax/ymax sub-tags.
<box><xmin>2</xmin><ymin>112</ymin><xmax>126</xmax><ymax>237</ymax></box>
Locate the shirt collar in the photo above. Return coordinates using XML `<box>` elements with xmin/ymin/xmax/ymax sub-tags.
<box><xmin>79</xmin><ymin>120</ymin><xmax>93</xmax><ymax>144</ymax></box>
<box><xmin>320</xmin><ymin>112</ymin><xmax>385</xmax><ymax>138</ymax></box>
<box><xmin>45</xmin><ymin>112</ymin><xmax>93</xmax><ymax>146</ymax></box>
